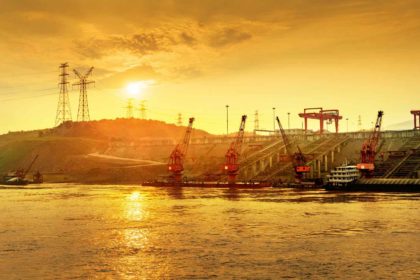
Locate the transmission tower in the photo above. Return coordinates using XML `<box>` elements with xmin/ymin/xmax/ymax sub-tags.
<box><xmin>125</xmin><ymin>98</ymin><xmax>134</xmax><ymax>118</ymax></box>
<box><xmin>55</xmin><ymin>63</ymin><xmax>72</xmax><ymax>126</ymax></box>
<box><xmin>254</xmin><ymin>110</ymin><xmax>260</xmax><ymax>131</ymax></box>
<box><xmin>73</xmin><ymin>67</ymin><xmax>94</xmax><ymax>122</ymax></box>
<box><xmin>177</xmin><ymin>113</ymin><xmax>183</xmax><ymax>126</ymax></box>
<box><xmin>358</xmin><ymin>115</ymin><xmax>362</xmax><ymax>131</ymax></box>
<box><xmin>139</xmin><ymin>100</ymin><xmax>147</xmax><ymax>119</ymax></box>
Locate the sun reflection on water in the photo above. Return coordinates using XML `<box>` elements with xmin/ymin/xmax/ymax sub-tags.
<box><xmin>125</xmin><ymin>191</ymin><xmax>145</xmax><ymax>221</ymax></box>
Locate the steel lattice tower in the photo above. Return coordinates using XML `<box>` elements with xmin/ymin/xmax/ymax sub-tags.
<box><xmin>254</xmin><ymin>110</ymin><xmax>259</xmax><ymax>131</ymax></box>
<box><xmin>139</xmin><ymin>100</ymin><xmax>147</xmax><ymax>119</ymax></box>
<box><xmin>177</xmin><ymin>113</ymin><xmax>183</xmax><ymax>126</ymax></box>
<box><xmin>73</xmin><ymin>67</ymin><xmax>94</xmax><ymax>122</ymax></box>
<box><xmin>55</xmin><ymin>63</ymin><xmax>72</xmax><ymax>126</ymax></box>
<box><xmin>125</xmin><ymin>98</ymin><xmax>134</xmax><ymax>118</ymax></box>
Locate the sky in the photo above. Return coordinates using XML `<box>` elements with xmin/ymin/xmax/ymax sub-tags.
<box><xmin>0</xmin><ymin>0</ymin><xmax>419</xmax><ymax>134</ymax></box>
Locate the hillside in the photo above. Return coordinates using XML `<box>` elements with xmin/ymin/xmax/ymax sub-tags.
<box><xmin>0</xmin><ymin>118</ymin><xmax>214</xmax><ymax>183</ymax></box>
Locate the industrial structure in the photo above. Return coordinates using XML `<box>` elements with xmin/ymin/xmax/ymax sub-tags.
<box><xmin>55</xmin><ymin>63</ymin><xmax>72</xmax><ymax>126</ymax></box>
<box><xmin>2</xmin><ymin>155</ymin><xmax>40</xmax><ymax>185</ymax></box>
<box><xmin>168</xmin><ymin>117</ymin><xmax>195</xmax><ymax>183</ymax></box>
<box><xmin>276</xmin><ymin>116</ymin><xmax>311</xmax><ymax>183</ymax></box>
<box><xmin>411</xmin><ymin>110</ymin><xmax>420</xmax><ymax>130</ymax></box>
<box><xmin>139</xmin><ymin>100</ymin><xmax>147</xmax><ymax>119</ymax></box>
<box><xmin>224</xmin><ymin>115</ymin><xmax>247</xmax><ymax>184</ymax></box>
<box><xmin>73</xmin><ymin>67</ymin><xmax>94</xmax><ymax>122</ymax></box>
<box><xmin>299</xmin><ymin>107</ymin><xmax>342</xmax><ymax>134</ymax></box>
<box><xmin>177</xmin><ymin>113</ymin><xmax>183</xmax><ymax>126</ymax></box>
<box><xmin>357</xmin><ymin>111</ymin><xmax>384</xmax><ymax>177</ymax></box>
<box><xmin>125</xmin><ymin>98</ymin><xmax>134</xmax><ymax>119</ymax></box>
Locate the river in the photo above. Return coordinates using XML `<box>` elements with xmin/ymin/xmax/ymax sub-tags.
<box><xmin>0</xmin><ymin>184</ymin><xmax>419</xmax><ymax>279</ymax></box>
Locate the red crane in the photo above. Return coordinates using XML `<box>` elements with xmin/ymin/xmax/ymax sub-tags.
<box><xmin>357</xmin><ymin>111</ymin><xmax>384</xmax><ymax>177</ymax></box>
<box><xmin>168</xmin><ymin>117</ymin><xmax>195</xmax><ymax>183</ymax></box>
<box><xmin>276</xmin><ymin>116</ymin><xmax>310</xmax><ymax>182</ymax></box>
<box><xmin>224</xmin><ymin>115</ymin><xmax>247</xmax><ymax>184</ymax></box>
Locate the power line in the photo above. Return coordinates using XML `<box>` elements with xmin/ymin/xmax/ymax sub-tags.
<box><xmin>0</xmin><ymin>91</ymin><xmax>57</xmax><ymax>102</ymax></box>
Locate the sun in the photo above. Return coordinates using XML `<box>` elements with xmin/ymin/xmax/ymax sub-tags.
<box><xmin>125</xmin><ymin>80</ymin><xmax>154</xmax><ymax>98</ymax></box>
<box><xmin>126</xmin><ymin>82</ymin><xmax>143</xmax><ymax>97</ymax></box>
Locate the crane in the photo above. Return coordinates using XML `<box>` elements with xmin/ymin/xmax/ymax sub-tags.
<box><xmin>168</xmin><ymin>117</ymin><xmax>195</xmax><ymax>183</ymax></box>
<box><xmin>357</xmin><ymin>111</ymin><xmax>384</xmax><ymax>177</ymax></box>
<box><xmin>224</xmin><ymin>115</ymin><xmax>247</xmax><ymax>184</ymax></box>
<box><xmin>276</xmin><ymin>116</ymin><xmax>310</xmax><ymax>182</ymax></box>
<box><xmin>13</xmin><ymin>154</ymin><xmax>39</xmax><ymax>179</ymax></box>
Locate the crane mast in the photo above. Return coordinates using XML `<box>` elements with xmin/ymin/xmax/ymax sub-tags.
<box><xmin>276</xmin><ymin>116</ymin><xmax>310</xmax><ymax>181</ymax></box>
<box><xmin>224</xmin><ymin>115</ymin><xmax>247</xmax><ymax>184</ymax></box>
<box><xmin>168</xmin><ymin>117</ymin><xmax>195</xmax><ymax>184</ymax></box>
<box><xmin>357</xmin><ymin>111</ymin><xmax>384</xmax><ymax>177</ymax></box>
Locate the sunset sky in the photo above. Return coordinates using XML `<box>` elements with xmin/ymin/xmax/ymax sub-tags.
<box><xmin>0</xmin><ymin>0</ymin><xmax>419</xmax><ymax>134</ymax></box>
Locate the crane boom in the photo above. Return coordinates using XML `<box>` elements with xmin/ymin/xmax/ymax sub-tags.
<box><xmin>276</xmin><ymin>116</ymin><xmax>310</xmax><ymax>181</ymax></box>
<box><xmin>168</xmin><ymin>117</ymin><xmax>195</xmax><ymax>183</ymax></box>
<box><xmin>276</xmin><ymin>117</ymin><xmax>293</xmax><ymax>158</ymax></box>
<box><xmin>24</xmin><ymin>154</ymin><xmax>39</xmax><ymax>177</ymax></box>
<box><xmin>180</xmin><ymin>118</ymin><xmax>194</xmax><ymax>156</ymax></box>
<box><xmin>357</xmin><ymin>111</ymin><xmax>384</xmax><ymax>177</ymax></box>
<box><xmin>224</xmin><ymin>115</ymin><xmax>247</xmax><ymax>184</ymax></box>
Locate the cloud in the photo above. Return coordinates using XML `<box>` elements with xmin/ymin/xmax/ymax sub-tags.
<box><xmin>208</xmin><ymin>28</ymin><xmax>252</xmax><ymax>48</ymax></box>
<box><xmin>75</xmin><ymin>30</ymin><xmax>195</xmax><ymax>59</ymax></box>
<box><xmin>99</xmin><ymin>64</ymin><xmax>161</xmax><ymax>88</ymax></box>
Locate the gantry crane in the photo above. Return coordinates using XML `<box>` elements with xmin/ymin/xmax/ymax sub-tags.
<box><xmin>357</xmin><ymin>111</ymin><xmax>384</xmax><ymax>177</ymax></box>
<box><xmin>276</xmin><ymin>116</ymin><xmax>310</xmax><ymax>182</ymax></box>
<box><xmin>168</xmin><ymin>117</ymin><xmax>195</xmax><ymax>183</ymax></box>
<box><xmin>224</xmin><ymin>115</ymin><xmax>247</xmax><ymax>184</ymax></box>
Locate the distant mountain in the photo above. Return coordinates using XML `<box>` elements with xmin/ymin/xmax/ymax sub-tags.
<box><xmin>384</xmin><ymin>120</ymin><xmax>413</xmax><ymax>131</ymax></box>
<box><xmin>52</xmin><ymin>118</ymin><xmax>212</xmax><ymax>140</ymax></box>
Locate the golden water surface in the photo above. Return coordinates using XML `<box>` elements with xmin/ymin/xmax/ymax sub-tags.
<box><xmin>0</xmin><ymin>185</ymin><xmax>419</xmax><ymax>279</ymax></box>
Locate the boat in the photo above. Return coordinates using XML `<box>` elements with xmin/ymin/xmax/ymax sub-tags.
<box><xmin>1</xmin><ymin>175</ymin><xmax>29</xmax><ymax>186</ymax></box>
<box><xmin>325</xmin><ymin>164</ymin><xmax>420</xmax><ymax>192</ymax></box>
<box><xmin>324</xmin><ymin>164</ymin><xmax>360</xmax><ymax>190</ymax></box>
<box><xmin>1</xmin><ymin>155</ymin><xmax>42</xmax><ymax>186</ymax></box>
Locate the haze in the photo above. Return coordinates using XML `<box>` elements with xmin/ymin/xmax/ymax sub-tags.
<box><xmin>1</xmin><ymin>0</ymin><xmax>419</xmax><ymax>134</ymax></box>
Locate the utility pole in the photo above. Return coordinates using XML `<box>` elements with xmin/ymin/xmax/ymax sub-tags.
<box><xmin>346</xmin><ymin>117</ymin><xmax>349</xmax><ymax>132</ymax></box>
<box><xmin>272</xmin><ymin>107</ymin><xmax>276</xmax><ymax>132</ymax></box>
<box><xmin>287</xmin><ymin>112</ymin><xmax>290</xmax><ymax>130</ymax></box>
<box><xmin>358</xmin><ymin>115</ymin><xmax>362</xmax><ymax>131</ymax></box>
<box><xmin>55</xmin><ymin>63</ymin><xmax>72</xmax><ymax>126</ymax></box>
<box><xmin>73</xmin><ymin>67</ymin><xmax>94</xmax><ymax>122</ymax></box>
<box><xmin>226</xmin><ymin>105</ymin><xmax>229</xmax><ymax>135</ymax></box>
<box><xmin>125</xmin><ymin>98</ymin><xmax>134</xmax><ymax>118</ymax></box>
<box><xmin>254</xmin><ymin>110</ymin><xmax>259</xmax><ymax>131</ymax></box>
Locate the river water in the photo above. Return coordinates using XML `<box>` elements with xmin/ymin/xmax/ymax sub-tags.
<box><xmin>0</xmin><ymin>184</ymin><xmax>419</xmax><ymax>279</ymax></box>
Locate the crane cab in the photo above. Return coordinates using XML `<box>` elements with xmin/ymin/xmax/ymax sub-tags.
<box><xmin>295</xmin><ymin>166</ymin><xmax>311</xmax><ymax>173</ymax></box>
